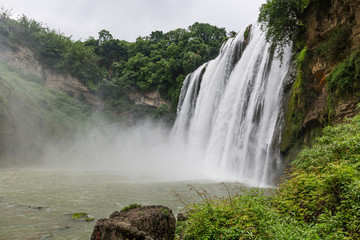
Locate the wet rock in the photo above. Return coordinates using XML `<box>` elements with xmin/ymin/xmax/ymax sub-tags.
<box><xmin>177</xmin><ymin>213</ymin><xmax>188</xmax><ymax>221</ymax></box>
<box><xmin>91</xmin><ymin>205</ymin><xmax>176</xmax><ymax>240</ymax></box>
<box><xmin>27</xmin><ymin>205</ymin><xmax>48</xmax><ymax>210</ymax></box>
<box><xmin>91</xmin><ymin>219</ymin><xmax>153</xmax><ymax>240</ymax></box>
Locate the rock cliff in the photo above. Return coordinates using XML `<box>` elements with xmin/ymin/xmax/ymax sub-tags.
<box><xmin>127</xmin><ymin>90</ymin><xmax>171</xmax><ymax>108</ymax></box>
<box><xmin>281</xmin><ymin>0</ymin><xmax>360</xmax><ymax>154</ymax></box>
<box><xmin>0</xmin><ymin>44</ymin><xmax>100</xmax><ymax>105</ymax></box>
<box><xmin>302</xmin><ymin>0</ymin><xmax>360</xmax><ymax>126</ymax></box>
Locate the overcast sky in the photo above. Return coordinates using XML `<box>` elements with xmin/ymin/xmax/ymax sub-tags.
<box><xmin>2</xmin><ymin>0</ymin><xmax>266</xmax><ymax>42</ymax></box>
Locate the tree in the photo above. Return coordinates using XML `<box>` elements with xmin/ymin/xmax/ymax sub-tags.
<box><xmin>258</xmin><ymin>0</ymin><xmax>310</xmax><ymax>57</ymax></box>
<box><xmin>189</xmin><ymin>22</ymin><xmax>227</xmax><ymax>59</ymax></box>
<box><xmin>98</xmin><ymin>29</ymin><xmax>113</xmax><ymax>44</ymax></box>
<box><xmin>0</xmin><ymin>6</ymin><xmax>12</xmax><ymax>20</ymax></box>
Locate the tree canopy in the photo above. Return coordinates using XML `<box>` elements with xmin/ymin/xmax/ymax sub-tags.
<box><xmin>0</xmin><ymin>10</ymin><xmax>230</xmax><ymax>111</ymax></box>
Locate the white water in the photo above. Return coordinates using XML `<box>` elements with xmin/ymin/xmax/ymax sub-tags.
<box><xmin>172</xmin><ymin>24</ymin><xmax>292</xmax><ymax>186</ymax></box>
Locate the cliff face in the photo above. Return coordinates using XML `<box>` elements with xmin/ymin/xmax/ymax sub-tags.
<box><xmin>281</xmin><ymin>0</ymin><xmax>360</xmax><ymax>154</ymax></box>
<box><xmin>305</xmin><ymin>0</ymin><xmax>360</xmax><ymax>51</ymax></box>
<box><xmin>0</xmin><ymin>45</ymin><xmax>100</xmax><ymax>105</ymax></box>
<box><xmin>303</xmin><ymin>0</ymin><xmax>360</xmax><ymax>126</ymax></box>
<box><xmin>127</xmin><ymin>90</ymin><xmax>171</xmax><ymax>108</ymax></box>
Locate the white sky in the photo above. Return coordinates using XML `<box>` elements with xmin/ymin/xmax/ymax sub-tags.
<box><xmin>2</xmin><ymin>0</ymin><xmax>266</xmax><ymax>42</ymax></box>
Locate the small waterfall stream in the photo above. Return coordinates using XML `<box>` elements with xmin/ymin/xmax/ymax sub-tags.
<box><xmin>171</xmin><ymin>25</ymin><xmax>292</xmax><ymax>186</ymax></box>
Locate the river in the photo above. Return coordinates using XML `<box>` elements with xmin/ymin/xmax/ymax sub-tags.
<box><xmin>0</xmin><ymin>168</ymin><xmax>241</xmax><ymax>239</ymax></box>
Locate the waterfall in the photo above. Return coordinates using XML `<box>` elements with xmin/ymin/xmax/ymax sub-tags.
<box><xmin>171</xmin><ymin>24</ymin><xmax>292</xmax><ymax>186</ymax></box>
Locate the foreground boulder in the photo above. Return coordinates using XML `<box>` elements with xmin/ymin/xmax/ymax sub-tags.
<box><xmin>91</xmin><ymin>205</ymin><xmax>176</xmax><ymax>240</ymax></box>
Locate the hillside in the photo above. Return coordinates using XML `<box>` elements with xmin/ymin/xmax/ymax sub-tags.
<box><xmin>0</xmin><ymin>58</ymin><xmax>92</xmax><ymax>164</ymax></box>
<box><xmin>0</xmin><ymin>10</ymin><xmax>233</xmax><ymax>165</ymax></box>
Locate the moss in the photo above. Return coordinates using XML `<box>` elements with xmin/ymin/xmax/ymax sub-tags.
<box><xmin>243</xmin><ymin>29</ymin><xmax>249</xmax><ymax>39</ymax></box>
<box><xmin>120</xmin><ymin>203</ymin><xmax>142</xmax><ymax>212</ymax></box>
<box><xmin>161</xmin><ymin>208</ymin><xmax>171</xmax><ymax>218</ymax></box>
<box><xmin>281</xmin><ymin>46</ymin><xmax>322</xmax><ymax>153</ymax></box>
<box><xmin>281</xmin><ymin>69</ymin><xmax>305</xmax><ymax>152</ymax></box>
<box><xmin>71</xmin><ymin>212</ymin><xmax>94</xmax><ymax>221</ymax></box>
<box><xmin>296</xmin><ymin>46</ymin><xmax>307</xmax><ymax>67</ymax></box>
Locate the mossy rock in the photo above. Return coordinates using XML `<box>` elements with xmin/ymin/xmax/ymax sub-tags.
<box><xmin>71</xmin><ymin>212</ymin><xmax>94</xmax><ymax>221</ymax></box>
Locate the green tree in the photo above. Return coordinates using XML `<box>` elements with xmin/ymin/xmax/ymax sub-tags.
<box><xmin>189</xmin><ymin>22</ymin><xmax>227</xmax><ymax>59</ymax></box>
<box><xmin>98</xmin><ymin>29</ymin><xmax>113</xmax><ymax>44</ymax></box>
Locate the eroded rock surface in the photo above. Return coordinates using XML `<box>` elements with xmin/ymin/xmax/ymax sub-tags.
<box><xmin>128</xmin><ymin>90</ymin><xmax>170</xmax><ymax>108</ymax></box>
<box><xmin>91</xmin><ymin>205</ymin><xmax>176</xmax><ymax>240</ymax></box>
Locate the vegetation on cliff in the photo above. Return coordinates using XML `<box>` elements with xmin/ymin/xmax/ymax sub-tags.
<box><xmin>0</xmin><ymin>10</ymin><xmax>229</xmax><ymax>111</ymax></box>
<box><xmin>0</xmin><ymin>59</ymin><xmax>92</xmax><ymax>163</ymax></box>
<box><xmin>177</xmin><ymin>112</ymin><xmax>360</xmax><ymax>239</ymax></box>
<box><xmin>258</xmin><ymin>0</ymin><xmax>310</xmax><ymax>58</ymax></box>
<box><xmin>0</xmin><ymin>8</ymin><xmax>229</xmax><ymax>159</ymax></box>
<box><xmin>259</xmin><ymin>0</ymin><xmax>360</xmax><ymax>157</ymax></box>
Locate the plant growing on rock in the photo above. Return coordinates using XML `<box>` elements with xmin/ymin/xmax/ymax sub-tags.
<box><xmin>121</xmin><ymin>203</ymin><xmax>142</xmax><ymax>212</ymax></box>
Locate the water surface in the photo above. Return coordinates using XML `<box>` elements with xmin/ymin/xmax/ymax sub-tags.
<box><xmin>0</xmin><ymin>168</ymin><xmax>240</xmax><ymax>239</ymax></box>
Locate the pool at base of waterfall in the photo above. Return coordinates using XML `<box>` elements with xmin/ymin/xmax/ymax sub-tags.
<box><xmin>0</xmin><ymin>167</ymin><xmax>248</xmax><ymax>240</ymax></box>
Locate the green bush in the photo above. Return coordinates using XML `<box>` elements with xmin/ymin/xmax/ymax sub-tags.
<box><xmin>275</xmin><ymin>114</ymin><xmax>360</xmax><ymax>239</ymax></box>
<box><xmin>176</xmin><ymin>186</ymin><xmax>321</xmax><ymax>240</ymax></box>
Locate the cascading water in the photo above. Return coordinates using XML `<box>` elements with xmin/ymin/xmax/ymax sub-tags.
<box><xmin>171</xmin><ymin>24</ymin><xmax>292</xmax><ymax>186</ymax></box>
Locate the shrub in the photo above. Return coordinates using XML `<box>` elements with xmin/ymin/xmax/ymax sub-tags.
<box><xmin>327</xmin><ymin>51</ymin><xmax>360</xmax><ymax>96</ymax></box>
<box><xmin>315</xmin><ymin>25</ymin><xmax>351</xmax><ymax>63</ymax></box>
<box><xmin>176</xmin><ymin>186</ymin><xmax>320</xmax><ymax>240</ymax></box>
<box><xmin>275</xmin><ymin>114</ymin><xmax>360</xmax><ymax>239</ymax></box>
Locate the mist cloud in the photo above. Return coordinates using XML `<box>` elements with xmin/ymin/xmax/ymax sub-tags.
<box><xmin>40</xmin><ymin>120</ymin><xmax>208</xmax><ymax>182</ymax></box>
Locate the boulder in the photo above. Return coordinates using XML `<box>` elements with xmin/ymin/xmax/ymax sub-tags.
<box><xmin>91</xmin><ymin>205</ymin><xmax>176</xmax><ymax>240</ymax></box>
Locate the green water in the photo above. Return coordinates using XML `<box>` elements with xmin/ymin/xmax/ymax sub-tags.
<box><xmin>0</xmin><ymin>168</ymin><xmax>239</xmax><ymax>239</ymax></box>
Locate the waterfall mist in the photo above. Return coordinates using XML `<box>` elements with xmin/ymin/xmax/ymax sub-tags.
<box><xmin>40</xmin><ymin>120</ymin><xmax>207</xmax><ymax>182</ymax></box>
